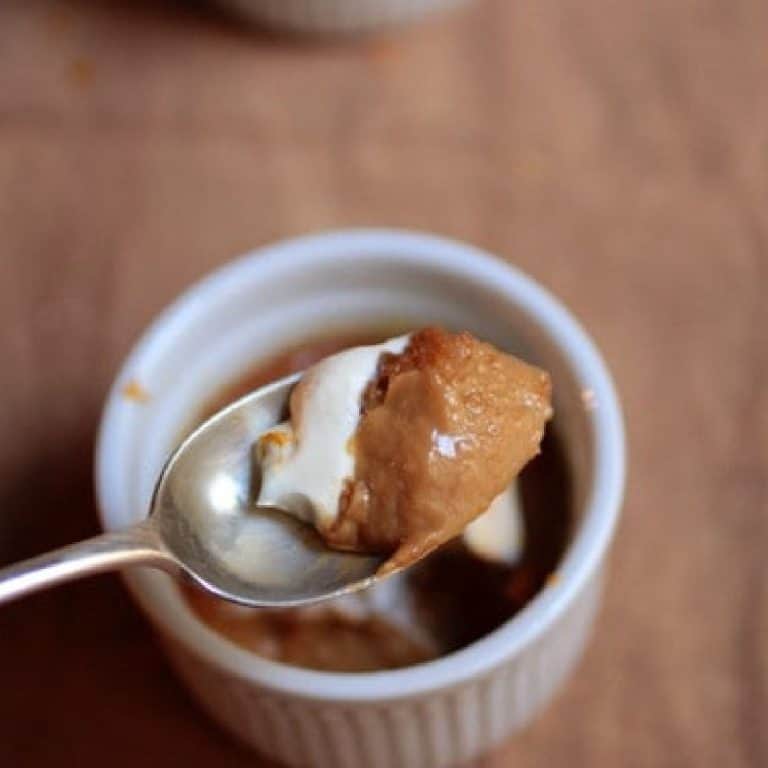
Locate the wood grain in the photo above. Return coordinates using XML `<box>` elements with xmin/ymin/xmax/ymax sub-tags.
<box><xmin>1</xmin><ymin>0</ymin><xmax>766</xmax><ymax>765</ymax></box>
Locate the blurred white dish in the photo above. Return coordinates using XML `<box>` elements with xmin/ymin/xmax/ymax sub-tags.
<box><xmin>217</xmin><ymin>0</ymin><xmax>470</xmax><ymax>35</ymax></box>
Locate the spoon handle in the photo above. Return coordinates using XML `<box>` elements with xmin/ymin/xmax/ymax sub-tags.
<box><xmin>0</xmin><ymin>521</ymin><xmax>175</xmax><ymax>605</ymax></box>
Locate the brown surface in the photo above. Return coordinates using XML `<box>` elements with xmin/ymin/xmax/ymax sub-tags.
<box><xmin>0</xmin><ymin>0</ymin><xmax>766</xmax><ymax>766</ymax></box>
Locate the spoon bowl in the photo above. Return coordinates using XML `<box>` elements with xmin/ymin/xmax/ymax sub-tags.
<box><xmin>0</xmin><ymin>374</ymin><xmax>385</xmax><ymax>607</ymax></box>
<box><xmin>153</xmin><ymin>373</ymin><xmax>384</xmax><ymax>606</ymax></box>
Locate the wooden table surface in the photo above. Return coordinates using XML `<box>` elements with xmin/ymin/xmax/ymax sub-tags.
<box><xmin>1</xmin><ymin>0</ymin><xmax>766</xmax><ymax>765</ymax></box>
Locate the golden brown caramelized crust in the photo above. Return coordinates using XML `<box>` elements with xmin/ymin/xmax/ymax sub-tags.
<box><xmin>322</xmin><ymin>327</ymin><xmax>553</xmax><ymax>573</ymax></box>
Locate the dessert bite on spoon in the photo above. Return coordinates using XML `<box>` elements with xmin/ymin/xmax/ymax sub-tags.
<box><xmin>0</xmin><ymin>328</ymin><xmax>551</xmax><ymax>608</ymax></box>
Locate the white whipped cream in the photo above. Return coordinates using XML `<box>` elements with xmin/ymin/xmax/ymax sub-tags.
<box><xmin>257</xmin><ymin>335</ymin><xmax>410</xmax><ymax>528</ymax></box>
<box><xmin>464</xmin><ymin>486</ymin><xmax>524</xmax><ymax>564</ymax></box>
<box><xmin>256</xmin><ymin>334</ymin><xmax>523</xmax><ymax>565</ymax></box>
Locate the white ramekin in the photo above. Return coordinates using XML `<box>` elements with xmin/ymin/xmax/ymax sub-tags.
<box><xmin>96</xmin><ymin>229</ymin><xmax>625</xmax><ymax>768</ymax></box>
<box><xmin>216</xmin><ymin>0</ymin><xmax>469</xmax><ymax>34</ymax></box>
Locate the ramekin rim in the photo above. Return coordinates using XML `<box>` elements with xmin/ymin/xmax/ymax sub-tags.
<box><xmin>95</xmin><ymin>228</ymin><xmax>626</xmax><ymax>702</ymax></box>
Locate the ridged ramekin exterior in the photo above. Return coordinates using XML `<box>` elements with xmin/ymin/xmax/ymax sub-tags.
<box><xmin>218</xmin><ymin>0</ymin><xmax>468</xmax><ymax>34</ymax></box>
<box><xmin>164</xmin><ymin>568</ymin><xmax>602</xmax><ymax>768</ymax></box>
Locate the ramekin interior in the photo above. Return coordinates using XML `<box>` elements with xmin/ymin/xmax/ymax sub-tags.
<box><xmin>96</xmin><ymin>229</ymin><xmax>625</xmax><ymax>702</ymax></box>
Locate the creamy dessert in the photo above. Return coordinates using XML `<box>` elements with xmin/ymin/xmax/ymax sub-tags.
<box><xmin>182</xmin><ymin>331</ymin><xmax>571</xmax><ymax>672</ymax></box>
<box><xmin>257</xmin><ymin>328</ymin><xmax>552</xmax><ymax>573</ymax></box>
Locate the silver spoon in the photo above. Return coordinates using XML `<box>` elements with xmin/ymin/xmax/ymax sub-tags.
<box><xmin>0</xmin><ymin>374</ymin><xmax>384</xmax><ymax>607</ymax></box>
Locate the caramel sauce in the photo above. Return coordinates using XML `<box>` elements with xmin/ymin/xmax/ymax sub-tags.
<box><xmin>185</xmin><ymin>587</ymin><xmax>432</xmax><ymax>672</ymax></box>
